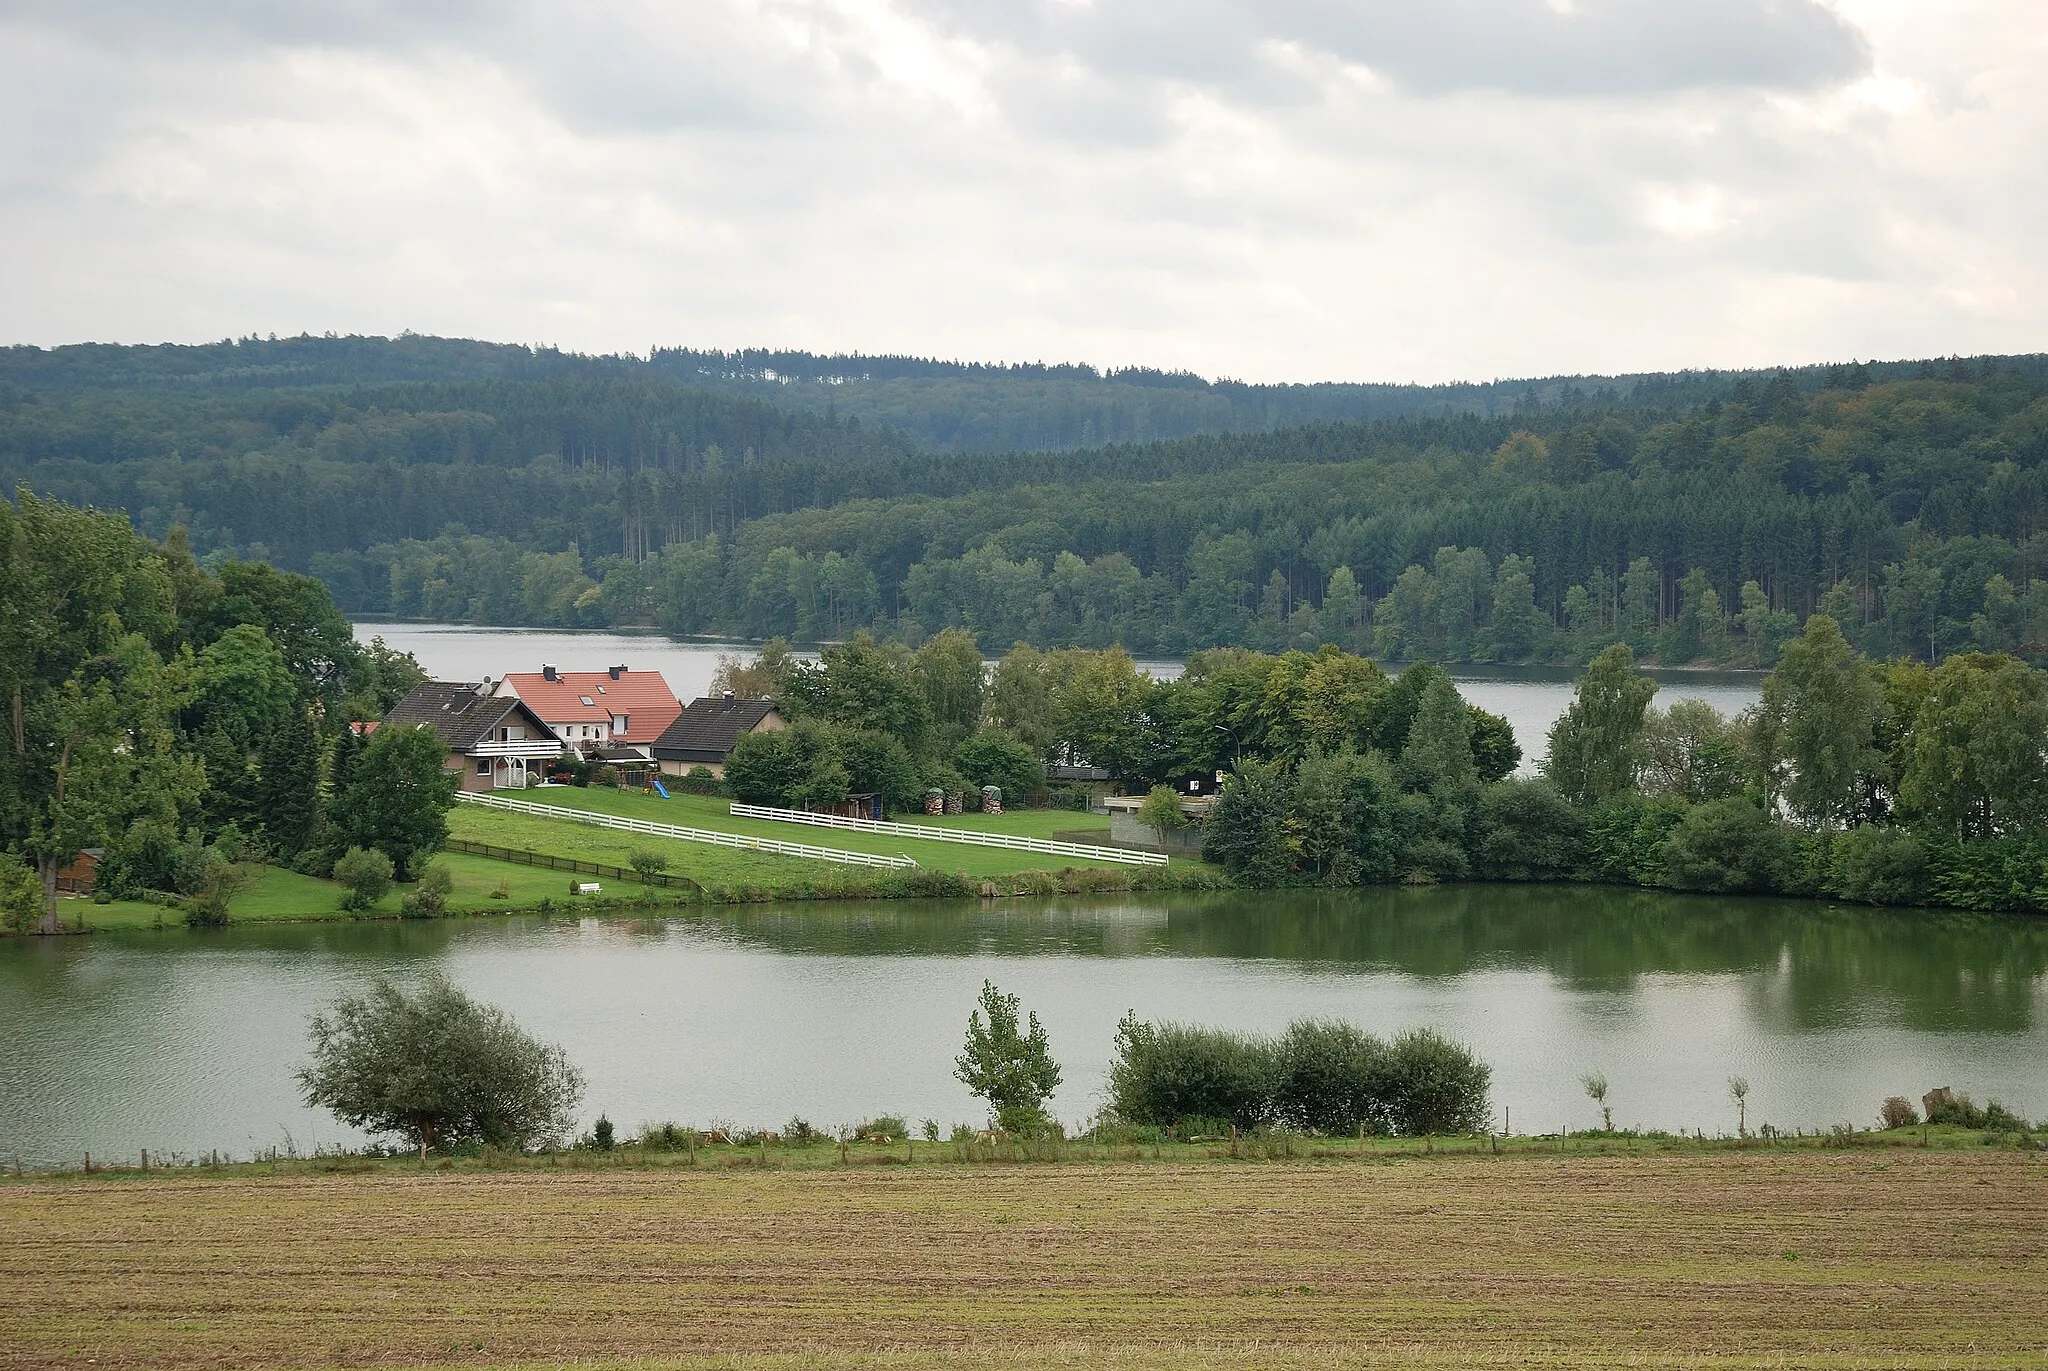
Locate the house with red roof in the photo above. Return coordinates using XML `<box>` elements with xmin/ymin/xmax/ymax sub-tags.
<box><xmin>492</xmin><ymin>663</ymin><xmax>682</xmax><ymax>759</ymax></box>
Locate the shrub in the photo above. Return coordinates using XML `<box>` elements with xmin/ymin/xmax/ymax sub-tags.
<box><xmin>855</xmin><ymin>1115</ymin><xmax>908</xmax><ymax>1141</ymax></box>
<box><xmin>1380</xmin><ymin>1028</ymin><xmax>1492</xmax><ymax>1136</ymax></box>
<box><xmin>583</xmin><ymin>1115</ymin><xmax>616</xmax><ymax>1150</ymax></box>
<box><xmin>1108</xmin><ymin>1016</ymin><xmax>1278</xmax><ymax>1132</ymax></box>
<box><xmin>1660</xmin><ymin>798</ymin><xmax>1789</xmax><ymax>894</ymax></box>
<box><xmin>1471</xmin><ymin>779</ymin><xmax>1584</xmax><ymax>880</ymax></box>
<box><xmin>183</xmin><ymin>862</ymin><xmax>250</xmax><ymax>928</ymax></box>
<box><xmin>298</xmin><ymin>975</ymin><xmax>583</xmax><ymax>1152</ymax></box>
<box><xmin>1880</xmin><ymin>1096</ymin><xmax>1918</xmax><ymax>1129</ymax></box>
<box><xmin>784</xmin><ymin>1117</ymin><xmax>821</xmax><ymax>1145</ymax></box>
<box><xmin>1</xmin><ymin>852</ymin><xmax>46</xmax><ymax>935</ymax></box>
<box><xmin>1274</xmin><ymin>1019</ymin><xmax>1388</xmax><ymax>1135</ymax></box>
<box><xmin>953</xmin><ymin>730</ymin><xmax>1044</xmax><ymax>807</ymax></box>
<box><xmin>627</xmin><ymin>848</ymin><xmax>670</xmax><ymax>886</ymax></box>
<box><xmin>333</xmin><ymin>846</ymin><xmax>395</xmax><ymax>912</ymax></box>
<box><xmin>1829</xmin><ymin>827</ymin><xmax>1931</xmax><ymax>906</ymax></box>
<box><xmin>400</xmin><ymin>861</ymin><xmax>454</xmax><ymax>918</ymax></box>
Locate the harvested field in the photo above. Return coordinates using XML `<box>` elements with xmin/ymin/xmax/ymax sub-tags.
<box><xmin>2</xmin><ymin>1150</ymin><xmax>2044</xmax><ymax>1370</ymax></box>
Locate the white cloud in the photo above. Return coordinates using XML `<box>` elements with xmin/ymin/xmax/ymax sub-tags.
<box><xmin>0</xmin><ymin>0</ymin><xmax>2040</xmax><ymax>380</ymax></box>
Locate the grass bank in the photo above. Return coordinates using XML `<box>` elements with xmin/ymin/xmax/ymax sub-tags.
<box><xmin>3</xmin><ymin>1144</ymin><xmax>2043</xmax><ymax>1370</ymax></box>
<box><xmin>54</xmin><ymin>793</ymin><xmax>1220</xmax><ymax>932</ymax></box>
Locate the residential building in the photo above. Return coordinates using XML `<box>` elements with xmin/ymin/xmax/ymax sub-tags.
<box><xmin>381</xmin><ymin>681</ymin><xmax>564</xmax><ymax>792</ymax></box>
<box><xmin>494</xmin><ymin>663</ymin><xmax>682</xmax><ymax>758</ymax></box>
<box><xmin>650</xmin><ymin>694</ymin><xmax>787</xmax><ymax>778</ymax></box>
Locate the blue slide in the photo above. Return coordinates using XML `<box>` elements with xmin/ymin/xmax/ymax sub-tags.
<box><xmin>650</xmin><ymin>779</ymin><xmax>671</xmax><ymax>799</ymax></box>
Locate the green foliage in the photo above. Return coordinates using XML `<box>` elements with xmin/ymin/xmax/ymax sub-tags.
<box><xmin>1471</xmin><ymin>779</ymin><xmax>1584</xmax><ymax>881</ymax></box>
<box><xmin>1754</xmin><ymin>616</ymin><xmax>1883</xmax><ymax>828</ymax></box>
<box><xmin>1827</xmin><ymin>826</ymin><xmax>1931</xmax><ymax>906</ymax></box>
<box><xmin>1202</xmin><ymin>758</ymin><xmax>1295</xmax><ymax>887</ymax></box>
<box><xmin>327</xmin><ymin>724</ymin><xmax>459</xmax><ymax>879</ymax></box>
<box><xmin>954</xmin><ymin>981</ymin><xmax>1062</xmax><ymax>1134</ymax></box>
<box><xmin>257</xmin><ymin>706</ymin><xmax>323</xmax><ymax>860</ymax></box>
<box><xmin>1543</xmin><ymin>644</ymin><xmax>1657</xmax><ymax>805</ymax></box>
<box><xmin>1109</xmin><ymin>1015</ymin><xmax>1491</xmax><ymax>1137</ymax></box>
<box><xmin>333</xmin><ymin>845</ymin><xmax>395</xmax><ymax>912</ymax></box>
<box><xmin>0</xmin><ymin>852</ymin><xmax>44</xmax><ymax>935</ymax></box>
<box><xmin>1660</xmin><ymin>798</ymin><xmax>1789</xmax><ymax>894</ymax></box>
<box><xmin>627</xmin><ymin>848</ymin><xmax>670</xmax><ymax>884</ymax></box>
<box><xmin>1136</xmin><ymin>786</ymin><xmax>1189</xmax><ymax>844</ymax></box>
<box><xmin>400</xmin><ymin>861</ymin><xmax>454</xmax><ymax>919</ymax></box>
<box><xmin>951</xmin><ymin>730</ymin><xmax>1043</xmax><ymax>804</ymax></box>
<box><xmin>297</xmin><ymin>975</ymin><xmax>584</xmax><ymax>1152</ymax></box>
<box><xmin>1898</xmin><ymin>653</ymin><xmax>2048</xmax><ymax>839</ymax></box>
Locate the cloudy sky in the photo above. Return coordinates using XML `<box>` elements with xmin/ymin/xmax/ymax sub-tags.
<box><xmin>0</xmin><ymin>0</ymin><xmax>2041</xmax><ymax>381</ymax></box>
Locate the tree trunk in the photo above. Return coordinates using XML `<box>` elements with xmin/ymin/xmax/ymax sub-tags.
<box><xmin>37</xmin><ymin>854</ymin><xmax>58</xmax><ymax>936</ymax></box>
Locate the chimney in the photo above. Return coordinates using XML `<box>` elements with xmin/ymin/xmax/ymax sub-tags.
<box><xmin>542</xmin><ymin>664</ymin><xmax>558</xmax><ymax>682</ymax></box>
<box><xmin>722</xmin><ymin>689</ymin><xmax>735</xmax><ymax>703</ymax></box>
<box><xmin>609</xmin><ymin>664</ymin><xmax>625</xmax><ymax>680</ymax></box>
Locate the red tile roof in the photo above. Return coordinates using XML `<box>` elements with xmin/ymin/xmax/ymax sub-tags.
<box><xmin>499</xmin><ymin>669</ymin><xmax>682</xmax><ymax>746</ymax></box>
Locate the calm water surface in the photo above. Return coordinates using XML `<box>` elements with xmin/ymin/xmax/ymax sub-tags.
<box><xmin>354</xmin><ymin>623</ymin><xmax>1763</xmax><ymax>773</ymax></box>
<box><xmin>3</xmin><ymin>886</ymin><xmax>2043</xmax><ymax>1168</ymax></box>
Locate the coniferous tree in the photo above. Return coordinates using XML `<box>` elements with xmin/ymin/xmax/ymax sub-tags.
<box><xmin>258</xmin><ymin>707</ymin><xmax>324</xmax><ymax>859</ymax></box>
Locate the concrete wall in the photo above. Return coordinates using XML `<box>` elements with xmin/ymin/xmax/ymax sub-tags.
<box><xmin>1110</xmin><ymin>813</ymin><xmax>1206</xmax><ymax>855</ymax></box>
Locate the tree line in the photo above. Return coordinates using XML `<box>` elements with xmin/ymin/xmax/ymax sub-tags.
<box><xmin>1196</xmin><ymin>625</ymin><xmax>2048</xmax><ymax>914</ymax></box>
<box><xmin>0</xmin><ymin>491</ymin><xmax>455</xmax><ymax>934</ymax></box>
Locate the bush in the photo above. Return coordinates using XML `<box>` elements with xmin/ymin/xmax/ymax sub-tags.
<box><xmin>1109</xmin><ymin>1016</ymin><xmax>1492</xmax><ymax>1138</ymax></box>
<box><xmin>183</xmin><ymin>862</ymin><xmax>250</xmax><ymax>928</ymax></box>
<box><xmin>1</xmin><ymin>852</ymin><xmax>46</xmax><ymax>935</ymax></box>
<box><xmin>1109</xmin><ymin>1016</ymin><xmax>1278</xmax><ymax>1131</ymax></box>
<box><xmin>784</xmin><ymin>1117</ymin><xmax>821</xmax><ymax>1145</ymax></box>
<box><xmin>333</xmin><ymin>846</ymin><xmax>395</xmax><ymax>912</ymax></box>
<box><xmin>1273</xmin><ymin>1019</ymin><xmax>1387</xmax><ymax>1135</ymax></box>
<box><xmin>1880</xmin><ymin>1096</ymin><xmax>1918</xmax><ymax>1129</ymax></box>
<box><xmin>1828</xmin><ymin>827</ymin><xmax>1931</xmax><ymax>906</ymax></box>
<box><xmin>400</xmin><ymin>861</ymin><xmax>454</xmax><ymax>918</ymax></box>
<box><xmin>854</xmin><ymin>1115</ymin><xmax>908</xmax><ymax>1141</ymax></box>
<box><xmin>1380</xmin><ymin>1028</ymin><xmax>1492</xmax><ymax>1136</ymax></box>
<box><xmin>1471</xmin><ymin>779</ymin><xmax>1584</xmax><ymax>880</ymax></box>
<box><xmin>297</xmin><ymin>975</ymin><xmax>584</xmax><ymax>1152</ymax></box>
<box><xmin>1660</xmin><ymin>798</ymin><xmax>1789</xmax><ymax>893</ymax></box>
<box><xmin>953</xmin><ymin>730</ymin><xmax>1044</xmax><ymax>807</ymax></box>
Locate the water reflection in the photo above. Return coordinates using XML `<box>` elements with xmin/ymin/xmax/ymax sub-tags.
<box><xmin>1</xmin><ymin>885</ymin><xmax>2043</xmax><ymax>1167</ymax></box>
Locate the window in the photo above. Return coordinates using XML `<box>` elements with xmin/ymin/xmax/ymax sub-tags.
<box><xmin>612</xmin><ymin>714</ymin><xmax>628</xmax><ymax>734</ymax></box>
<box><xmin>579</xmin><ymin>695</ymin><xmax>595</xmax><ymax>706</ymax></box>
<box><xmin>476</xmin><ymin>759</ymin><xmax>492</xmax><ymax>775</ymax></box>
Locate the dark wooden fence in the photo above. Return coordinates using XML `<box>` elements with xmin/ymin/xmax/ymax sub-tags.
<box><xmin>443</xmin><ymin>839</ymin><xmax>706</xmax><ymax>895</ymax></box>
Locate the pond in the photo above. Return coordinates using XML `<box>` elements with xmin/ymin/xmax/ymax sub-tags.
<box><xmin>3</xmin><ymin>885</ymin><xmax>2044</xmax><ymax>1168</ymax></box>
<box><xmin>352</xmin><ymin>622</ymin><xmax>1765</xmax><ymax>773</ymax></box>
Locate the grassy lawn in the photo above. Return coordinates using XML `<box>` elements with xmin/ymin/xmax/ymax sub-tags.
<box><xmin>513</xmin><ymin>785</ymin><xmax>1181</xmax><ymax>878</ymax></box>
<box><xmin>3</xmin><ymin>1147</ymin><xmax>2043</xmax><ymax>1369</ymax></box>
<box><xmin>447</xmin><ymin>803</ymin><xmax>832</xmax><ymax>890</ymax></box>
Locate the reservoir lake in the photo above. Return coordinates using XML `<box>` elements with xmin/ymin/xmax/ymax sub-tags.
<box><xmin>5</xmin><ymin>624</ymin><xmax>2037</xmax><ymax>1168</ymax></box>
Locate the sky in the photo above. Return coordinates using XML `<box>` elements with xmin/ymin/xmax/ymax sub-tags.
<box><xmin>0</xmin><ymin>0</ymin><xmax>2042</xmax><ymax>383</ymax></box>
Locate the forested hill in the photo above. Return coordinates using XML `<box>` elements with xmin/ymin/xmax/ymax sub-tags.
<box><xmin>5</xmin><ymin>337</ymin><xmax>2048</xmax><ymax>668</ymax></box>
<box><xmin>7</xmin><ymin>332</ymin><xmax>2021</xmax><ymax>454</ymax></box>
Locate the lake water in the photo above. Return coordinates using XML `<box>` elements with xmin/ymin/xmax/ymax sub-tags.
<box><xmin>4</xmin><ymin>886</ymin><xmax>2044</xmax><ymax>1169</ymax></box>
<box><xmin>353</xmin><ymin>622</ymin><xmax>1766</xmax><ymax>773</ymax></box>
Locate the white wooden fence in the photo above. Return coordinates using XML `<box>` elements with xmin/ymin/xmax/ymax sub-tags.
<box><xmin>454</xmin><ymin>793</ymin><xmax>918</xmax><ymax>869</ymax></box>
<box><xmin>727</xmin><ymin>802</ymin><xmax>1169</xmax><ymax>866</ymax></box>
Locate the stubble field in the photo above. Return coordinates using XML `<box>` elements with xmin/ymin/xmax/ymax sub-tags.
<box><xmin>2</xmin><ymin>1149</ymin><xmax>2044</xmax><ymax>1370</ymax></box>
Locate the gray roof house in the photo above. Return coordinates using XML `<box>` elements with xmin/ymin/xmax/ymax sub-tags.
<box><xmin>649</xmin><ymin>695</ymin><xmax>787</xmax><ymax>778</ymax></box>
<box><xmin>381</xmin><ymin>681</ymin><xmax>564</xmax><ymax>792</ymax></box>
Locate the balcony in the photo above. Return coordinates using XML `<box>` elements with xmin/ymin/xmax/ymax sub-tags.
<box><xmin>470</xmin><ymin>739</ymin><xmax>564</xmax><ymax>759</ymax></box>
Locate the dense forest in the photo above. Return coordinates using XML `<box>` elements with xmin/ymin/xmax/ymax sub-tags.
<box><xmin>5</xmin><ymin>336</ymin><xmax>2048</xmax><ymax>665</ymax></box>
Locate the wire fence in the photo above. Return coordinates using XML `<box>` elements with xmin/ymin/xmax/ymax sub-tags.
<box><xmin>453</xmin><ymin>792</ymin><xmax>918</xmax><ymax>869</ymax></box>
<box><xmin>726</xmin><ymin>802</ymin><xmax>1169</xmax><ymax>866</ymax></box>
<box><xmin>443</xmin><ymin>838</ymin><xmax>706</xmax><ymax>893</ymax></box>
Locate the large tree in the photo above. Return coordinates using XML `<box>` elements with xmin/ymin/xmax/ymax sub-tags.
<box><xmin>1542</xmin><ymin>644</ymin><xmax>1657</xmax><ymax>806</ymax></box>
<box><xmin>326</xmin><ymin>724</ymin><xmax>459</xmax><ymax>879</ymax></box>
<box><xmin>1752</xmin><ymin>615</ymin><xmax>1882</xmax><ymax>830</ymax></box>
<box><xmin>299</xmin><ymin>976</ymin><xmax>583</xmax><ymax>1153</ymax></box>
<box><xmin>1898</xmin><ymin>653</ymin><xmax>2048</xmax><ymax>840</ymax></box>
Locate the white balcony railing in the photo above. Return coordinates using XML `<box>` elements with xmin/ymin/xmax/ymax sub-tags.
<box><xmin>469</xmin><ymin>740</ymin><xmax>566</xmax><ymax>759</ymax></box>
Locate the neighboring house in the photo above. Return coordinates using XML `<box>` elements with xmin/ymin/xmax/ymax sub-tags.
<box><xmin>1047</xmin><ymin>762</ymin><xmax>1117</xmax><ymax>811</ymax></box>
<box><xmin>382</xmin><ymin>681</ymin><xmax>565</xmax><ymax>793</ymax></box>
<box><xmin>494</xmin><ymin>664</ymin><xmax>682</xmax><ymax>758</ymax></box>
<box><xmin>649</xmin><ymin>694</ymin><xmax>787</xmax><ymax>778</ymax></box>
